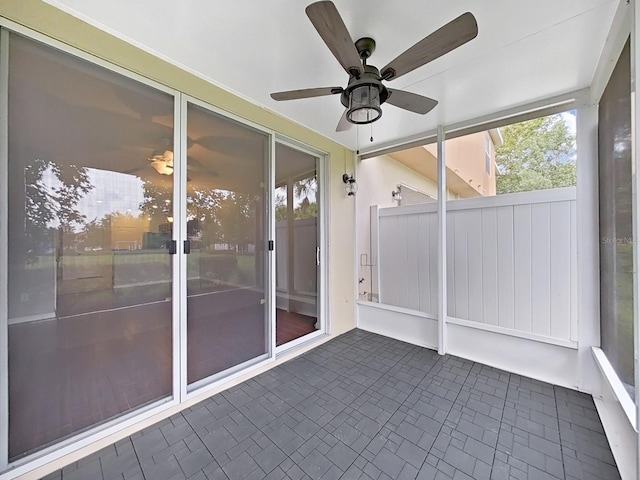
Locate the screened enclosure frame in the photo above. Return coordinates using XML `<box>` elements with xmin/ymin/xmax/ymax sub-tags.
<box><xmin>355</xmin><ymin>90</ymin><xmax>599</xmax><ymax>378</ymax></box>
<box><xmin>355</xmin><ymin>61</ymin><xmax>640</xmax><ymax>472</ymax></box>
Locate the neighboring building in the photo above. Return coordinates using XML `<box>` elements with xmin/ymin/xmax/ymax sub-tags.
<box><xmin>387</xmin><ymin>129</ymin><xmax>503</xmax><ymax>202</ymax></box>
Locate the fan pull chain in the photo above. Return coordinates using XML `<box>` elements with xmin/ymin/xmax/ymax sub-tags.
<box><xmin>370</xmin><ymin>122</ymin><xmax>373</xmax><ymax>143</ymax></box>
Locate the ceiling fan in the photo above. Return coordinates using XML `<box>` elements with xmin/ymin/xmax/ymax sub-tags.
<box><xmin>270</xmin><ymin>1</ymin><xmax>478</xmax><ymax>131</ymax></box>
<box><xmin>126</xmin><ymin>135</ymin><xmax>250</xmax><ymax>178</ymax></box>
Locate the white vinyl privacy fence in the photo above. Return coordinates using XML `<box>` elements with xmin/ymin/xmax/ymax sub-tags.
<box><xmin>276</xmin><ymin>217</ymin><xmax>317</xmax><ymax>294</ymax></box>
<box><xmin>371</xmin><ymin>187</ymin><xmax>577</xmax><ymax>346</ymax></box>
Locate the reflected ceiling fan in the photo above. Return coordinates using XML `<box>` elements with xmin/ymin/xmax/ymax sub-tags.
<box><xmin>125</xmin><ymin>137</ymin><xmax>225</xmax><ymax>178</ymax></box>
<box><xmin>270</xmin><ymin>1</ymin><xmax>478</xmax><ymax>131</ymax></box>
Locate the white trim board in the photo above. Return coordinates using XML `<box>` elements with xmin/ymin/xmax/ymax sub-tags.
<box><xmin>447</xmin><ymin>322</ymin><xmax>579</xmax><ymax>391</ymax></box>
<box><xmin>357</xmin><ymin>302</ymin><xmax>438</xmax><ymax>350</ymax></box>
<box><xmin>592</xmin><ymin>349</ymin><xmax>638</xmax><ymax>480</ymax></box>
<box><xmin>447</xmin><ymin>316</ymin><xmax>578</xmax><ymax>349</ymax></box>
<box><xmin>592</xmin><ymin>347</ymin><xmax>636</xmax><ymax>428</ymax></box>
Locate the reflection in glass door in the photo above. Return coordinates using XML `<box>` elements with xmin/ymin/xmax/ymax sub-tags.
<box><xmin>275</xmin><ymin>143</ymin><xmax>320</xmax><ymax>346</ymax></box>
<box><xmin>6</xmin><ymin>33</ymin><xmax>175</xmax><ymax>460</ymax></box>
<box><xmin>185</xmin><ymin>102</ymin><xmax>269</xmax><ymax>389</ymax></box>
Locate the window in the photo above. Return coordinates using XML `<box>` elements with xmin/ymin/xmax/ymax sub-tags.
<box><xmin>599</xmin><ymin>38</ymin><xmax>634</xmax><ymax>397</ymax></box>
<box><xmin>484</xmin><ymin>133</ymin><xmax>492</xmax><ymax>175</ymax></box>
<box><xmin>396</xmin><ymin>184</ymin><xmax>436</xmax><ymax>206</ymax></box>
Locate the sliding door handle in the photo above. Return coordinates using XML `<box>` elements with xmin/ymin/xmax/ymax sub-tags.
<box><xmin>167</xmin><ymin>240</ymin><xmax>177</xmax><ymax>255</ymax></box>
<box><xmin>184</xmin><ymin>240</ymin><xmax>191</xmax><ymax>254</ymax></box>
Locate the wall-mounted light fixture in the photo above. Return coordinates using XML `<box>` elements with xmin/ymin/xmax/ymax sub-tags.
<box><xmin>392</xmin><ymin>186</ymin><xmax>402</xmax><ymax>203</ymax></box>
<box><xmin>342</xmin><ymin>174</ymin><xmax>358</xmax><ymax>196</ymax></box>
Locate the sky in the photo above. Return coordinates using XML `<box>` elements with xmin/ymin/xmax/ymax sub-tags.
<box><xmin>77</xmin><ymin>168</ymin><xmax>145</xmax><ymax>223</ymax></box>
<box><xmin>41</xmin><ymin>166</ymin><xmax>146</xmax><ymax>228</ymax></box>
<box><xmin>560</xmin><ymin>110</ymin><xmax>577</xmax><ymax>146</ymax></box>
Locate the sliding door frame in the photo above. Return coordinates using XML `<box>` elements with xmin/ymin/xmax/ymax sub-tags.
<box><xmin>274</xmin><ymin>136</ymin><xmax>329</xmax><ymax>354</ymax></box>
<box><xmin>0</xmin><ymin>20</ymin><xmax>183</xmax><ymax>476</ymax></box>
<box><xmin>180</xmin><ymin>94</ymin><xmax>276</xmax><ymax>401</ymax></box>
<box><xmin>0</xmin><ymin>27</ymin><xmax>9</xmax><ymax>475</ymax></box>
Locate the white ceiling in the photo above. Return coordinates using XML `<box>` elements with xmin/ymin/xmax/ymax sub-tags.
<box><xmin>43</xmin><ymin>0</ymin><xmax>618</xmax><ymax>151</ymax></box>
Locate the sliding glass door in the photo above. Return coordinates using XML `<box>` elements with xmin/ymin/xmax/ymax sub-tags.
<box><xmin>5</xmin><ymin>33</ymin><xmax>177</xmax><ymax>461</ymax></box>
<box><xmin>275</xmin><ymin>143</ymin><xmax>321</xmax><ymax>347</ymax></box>
<box><xmin>185</xmin><ymin>101</ymin><xmax>270</xmax><ymax>389</ymax></box>
<box><xmin>0</xmin><ymin>24</ymin><xmax>318</xmax><ymax>471</ymax></box>
<box><xmin>1</xmin><ymin>31</ymin><xmax>276</xmax><ymax>464</ymax></box>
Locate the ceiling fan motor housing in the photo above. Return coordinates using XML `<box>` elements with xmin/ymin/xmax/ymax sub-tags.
<box><xmin>341</xmin><ymin>65</ymin><xmax>389</xmax><ymax>124</ymax></box>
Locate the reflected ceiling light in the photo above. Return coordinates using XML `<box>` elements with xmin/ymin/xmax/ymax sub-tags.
<box><xmin>150</xmin><ymin>150</ymin><xmax>174</xmax><ymax>175</ymax></box>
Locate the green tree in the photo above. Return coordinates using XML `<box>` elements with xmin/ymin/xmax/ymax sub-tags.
<box><xmin>293</xmin><ymin>176</ymin><xmax>318</xmax><ymax>220</ymax></box>
<box><xmin>218</xmin><ymin>192</ymin><xmax>257</xmax><ymax>253</ymax></box>
<box><xmin>24</xmin><ymin>159</ymin><xmax>93</xmax><ymax>257</ymax></box>
<box><xmin>495</xmin><ymin>114</ymin><xmax>576</xmax><ymax>194</ymax></box>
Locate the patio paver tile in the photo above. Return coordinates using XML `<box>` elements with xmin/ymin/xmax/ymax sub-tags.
<box><xmin>42</xmin><ymin>330</ymin><xmax>620</xmax><ymax>480</ymax></box>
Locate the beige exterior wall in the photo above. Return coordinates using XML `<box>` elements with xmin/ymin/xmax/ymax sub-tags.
<box><xmin>445</xmin><ymin>132</ymin><xmax>496</xmax><ymax>196</ymax></box>
<box><xmin>356</xmin><ymin>154</ymin><xmax>439</xmax><ymax>300</ymax></box>
<box><xmin>423</xmin><ymin>131</ymin><xmax>498</xmax><ymax>198</ymax></box>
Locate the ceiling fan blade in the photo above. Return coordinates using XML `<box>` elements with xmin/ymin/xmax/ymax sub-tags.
<box><xmin>381</xmin><ymin>12</ymin><xmax>478</xmax><ymax>81</ymax></box>
<box><xmin>122</xmin><ymin>164</ymin><xmax>148</xmax><ymax>175</ymax></box>
<box><xmin>336</xmin><ymin>109</ymin><xmax>352</xmax><ymax>132</ymax></box>
<box><xmin>305</xmin><ymin>1</ymin><xmax>363</xmax><ymax>77</ymax></box>
<box><xmin>271</xmin><ymin>86</ymin><xmax>344</xmax><ymax>101</ymax></box>
<box><xmin>386</xmin><ymin>89</ymin><xmax>438</xmax><ymax>114</ymax></box>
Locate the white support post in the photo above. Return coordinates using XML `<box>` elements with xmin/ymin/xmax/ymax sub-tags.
<box><xmin>437</xmin><ymin>125</ymin><xmax>447</xmax><ymax>355</ymax></box>
<box><xmin>0</xmin><ymin>28</ymin><xmax>9</xmax><ymax>471</ymax></box>
<box><xmin>351</xmin><ymin>150</ymin><xmax>359</xmax><ymax>331</ymax></box>
<box><xmin>575</xmin><ymin>96</ymin><xmax>601</xmax><ymax>394</ymax></box>
<box><xmin>369</xmin><ymin>205</ymin><xmax>381</xmax><ymax>304</ymax></box>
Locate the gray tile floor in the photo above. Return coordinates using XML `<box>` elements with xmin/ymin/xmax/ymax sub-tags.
<box><xmin>42</xmin><ymin>329</ymin><xmax>621</xmax><ymax>480</ymax></box>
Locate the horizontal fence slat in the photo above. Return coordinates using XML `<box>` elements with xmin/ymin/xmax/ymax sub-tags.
<box><xmin>378</xmin><ymin>187</ymin><xmax>577</xmax><ymax>217</ymax></box>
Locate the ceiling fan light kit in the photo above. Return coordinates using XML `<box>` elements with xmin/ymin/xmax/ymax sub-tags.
<box><xmin>270</xmin><ymin>1</ymin><xmax>478</xmax><ymax>132</ymax></box>
<box><xmin>344</xmin><ymin>70</ymin><xmax>384</xmax><ymax>124</ymax></box>
<box><xmin>150</xmin><ymin>149</ymin><xmax>174</xmax><ymax>175</ymax></box>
